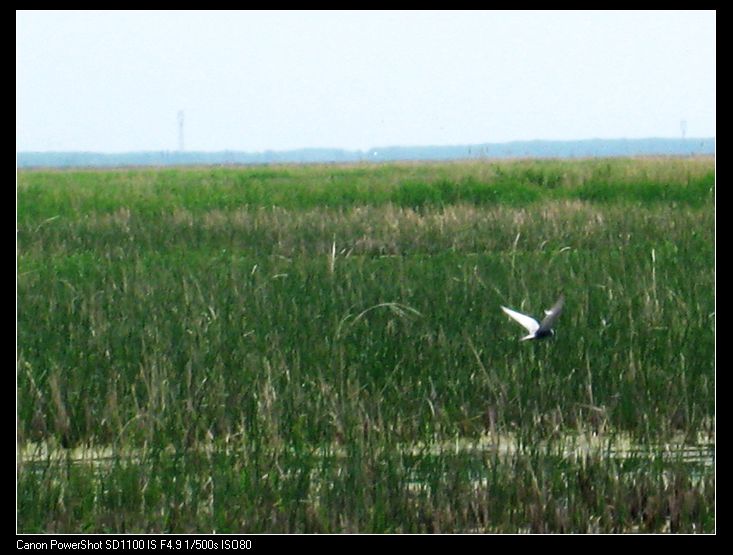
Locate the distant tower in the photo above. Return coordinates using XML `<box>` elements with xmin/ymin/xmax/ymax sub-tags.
<box><xmin>177</xmin><ymin>110</ymin><xmax>185</xmax><ymax>151</ymax></box>
<box><xmin>680</xmin><ymin>119</ymin><xmax>688</xmax><ymax>140</ymax></box>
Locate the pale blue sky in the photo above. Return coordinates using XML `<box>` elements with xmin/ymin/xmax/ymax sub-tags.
<box><xmin>17</xmin><ymin>10</ymin><xmax>715</xmax><ymax>153</ymax></box>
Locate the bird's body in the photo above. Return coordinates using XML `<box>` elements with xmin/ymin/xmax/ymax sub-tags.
<box><xmin>501</xmin><ymin>295</ymin><xmax>565</xmax><ymax>341</ymax></box>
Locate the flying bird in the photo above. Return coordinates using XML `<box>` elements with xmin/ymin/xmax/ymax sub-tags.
<box><xmin>501</xmin><ymin>295</ymin><xmax>565</xmax><ymax>341</ymax></box>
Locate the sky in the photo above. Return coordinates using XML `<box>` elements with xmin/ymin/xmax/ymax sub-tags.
<box><xmin>16</xmin><ymin>10</ymin><xmax>715</xmax><ymax>153</ymax></box>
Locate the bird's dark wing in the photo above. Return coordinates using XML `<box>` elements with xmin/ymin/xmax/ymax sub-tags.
<box><xmin>538</xmin><ymin>294</ymin><xmax>565</xmax><ymax>332</ymax></box>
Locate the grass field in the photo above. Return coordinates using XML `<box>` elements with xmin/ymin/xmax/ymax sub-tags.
<box><xmin>17</xmin><ymin>157</ymin><xmax>715</xmax><ymax>532</ymax></box>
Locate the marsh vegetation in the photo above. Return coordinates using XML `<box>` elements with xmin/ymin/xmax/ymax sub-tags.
<box><xmin>17</xmin><ymin>157</ymin><xmax>714</xmax><ymax>532</ymax></box>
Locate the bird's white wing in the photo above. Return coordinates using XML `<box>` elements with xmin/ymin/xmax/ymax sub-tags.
<box><xmin>501</xmin><ymin>306</ymin><xmax>540</xmax><ymax>334</ymax></box>
<box><xmin>538</xmin><ymin>295</ymin><xmax>565</xmax><ymax>332</ymax></box>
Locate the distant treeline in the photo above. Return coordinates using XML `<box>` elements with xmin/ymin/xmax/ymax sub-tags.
<box><xmin>18</xmin><ymin>137</ymin><xmax>714</xmax><ymax>168</ymax></box>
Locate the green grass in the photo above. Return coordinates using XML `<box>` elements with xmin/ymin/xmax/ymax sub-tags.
<box><xmin>17</xmin><ymin>157</ymin><xmax>713</xmax><ymax>221</ymax></box>
<box><xmin>17</xmin><ymin>157</ymin><xmax>715</xmax><ymax>532</ymax></box>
